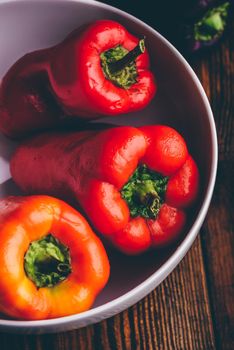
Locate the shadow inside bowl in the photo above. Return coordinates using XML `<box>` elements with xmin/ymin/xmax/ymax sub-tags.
<box><xmin>0</xmin><ymin>0</ymin><xmax>216</xmax><ymax>330</ymax></box>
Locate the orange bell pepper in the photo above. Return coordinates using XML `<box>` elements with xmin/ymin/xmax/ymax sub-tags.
<box><xmin>0</xmin><ymin>195</ymin><xmax>110</xmax><ymax>320</ymax></box>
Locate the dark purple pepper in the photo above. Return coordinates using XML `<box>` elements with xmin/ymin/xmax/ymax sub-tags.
<box><xmin>100</xmin><ymin>0</ymin><xmax>232</xmax><ymax>54</ymax></box>
<box><xmin>181</xmin><ymin>1</ymin><xmax>231</xmax><ymax>52</ymax></box>
<box><xmin>179</xmin><ymin>0</ymin><xmax>218</xmax><ymax>17</ymax></box>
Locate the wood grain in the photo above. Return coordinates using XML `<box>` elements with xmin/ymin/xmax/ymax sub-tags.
<box><xmin>192</xmin><ymin>32</ymin><xmax>234</xmax><ymax>161</ymax></box>
<box><xmin>192</xmin><ymin>25</ymin><xmax>234</xmax><ymax>348</ymax></box>
<box><xmin>201</xmin><ymin>161</ymin><xmax>234</xmax><ymax>350</ymax></box>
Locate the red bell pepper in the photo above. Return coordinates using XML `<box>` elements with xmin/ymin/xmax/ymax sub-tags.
<box><xmin>0</xmin><ymin>20</ymin><xmax>156</xmax><ymax>138</ymax></box>
<box><xmin>10</xmin><ymin>125</ymin><xmax>199</xmax><ymax>254</ymax></box>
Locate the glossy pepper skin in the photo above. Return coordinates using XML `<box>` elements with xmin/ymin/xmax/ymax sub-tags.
<box><xmin>0</xmin><ymin>195</ymin><xmax>110</xmax><ymax>320</ymax></box>
<box><xmin>11</xmin><ymin>126</ymin><xmax>199</xmax><ymax>254</ymax></box>
<box><xmin>0</xmin><ymin>20</ymin><xmax>156</xmax><ymax>138</ymax></box>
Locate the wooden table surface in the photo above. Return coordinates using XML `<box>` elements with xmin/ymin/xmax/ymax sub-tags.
<box><xmin>1</xmin><ymin>4</ymin><xmax>233</xmax><ymax>350</ymax></box>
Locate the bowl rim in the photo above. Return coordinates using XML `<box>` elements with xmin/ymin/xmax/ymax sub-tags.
<box><xmin>0</xmin><ymin>0</ymin><xmax>218</xmax><ymax>332</ymax></box>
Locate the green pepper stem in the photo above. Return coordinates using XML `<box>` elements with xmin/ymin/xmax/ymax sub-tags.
<box><xmin>108</xmin><ymin>38</ymin><xmax>145</xmax><ymax>74</ymax></box>
<box><xmin>136</xmin><ymin>181</ymin><xmax>161</xmax><ymax>218</ymax></box>
<box><xmin>120</xmin><ymin>164</ymin><xmax>168</xmax><ymax>219</ymax></box>
<box><xmin>24</xmin><ymin>234</ymin><xmax>71</xmax><ymax>288</ymax></box>
<box><xmin>194</xmin><ymin>2</ymin><xmax>230</xmax><ymax>42</ymax></box>
<box><xmin>136</xmin><ymin>180</ymin><xmax>158</xmax><ymax>203</ymax></box>
<box><xmin>36</xmin><ymin>253</ymin><xmax>69</xmax><ymax>274</ymax></box>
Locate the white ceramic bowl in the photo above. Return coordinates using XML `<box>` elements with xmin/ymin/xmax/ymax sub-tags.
<box><xmin>0</xmin><ymin>0</ymin><xmax>217</xmax><ymax>334</ymax></box>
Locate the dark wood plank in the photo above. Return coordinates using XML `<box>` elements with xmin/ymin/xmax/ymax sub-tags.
<box><xmin>192</xmin><ymin>33</ymin><xmax>234</xmax><ymax>161</ymax></box>
<box><xmin>0</xmin><ymin>237</ymin><xmax>216</xmax><ymax>350</ymax></box>
<box><xmin>191</xmin><ymin>19</ymin><xmax>234</xmax><ymax>349</ymax></box>
<box><xmin>201</xmin><ymin>161</ymin><xmax>234</xmax><ymax>350</ymax></box>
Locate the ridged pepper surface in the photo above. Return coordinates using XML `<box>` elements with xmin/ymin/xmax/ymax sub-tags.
<box><xmin>0</xmin><ymin>20</ymin><xmax>156</xmax><ymax>138</ymax></box>
<box><xmin>11</xmin><ymin>126</ymin><xmax>199</xmax><ymax>254</ymax></box>
<box><xmin>0</xmin><ymin>195</ymin><xmax>110</xmax><ymax>319</ymax></box>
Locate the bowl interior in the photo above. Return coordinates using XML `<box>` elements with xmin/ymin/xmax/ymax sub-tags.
<box><xmin>0</xmin><ymin>0</ymin><xmax>215</xmax><ymax>326</ymax></box>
